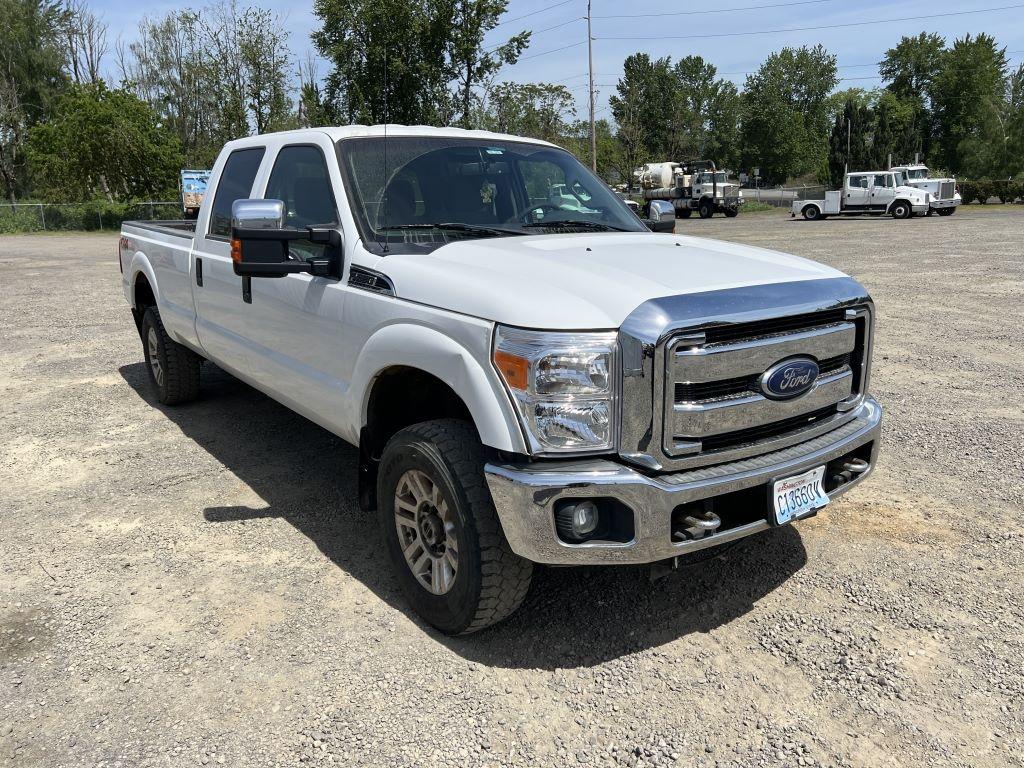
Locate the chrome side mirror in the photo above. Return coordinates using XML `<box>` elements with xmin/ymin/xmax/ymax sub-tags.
<box><xmin>646</xmin><ymin>199</ymin><xmax>675</xmax><ymax>233</ymax></box>
<box><xmin>231</xmin><ymin>198</ymin><xmax>286</xmax><ymax>230</ymax></box>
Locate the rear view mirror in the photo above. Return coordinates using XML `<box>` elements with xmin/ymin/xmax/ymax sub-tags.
<box><xmin>646</xmin><ymin>199</ymin><xmax>676</xmax><ymax>233</ymax></box>
<box><xmin>230</xmin><ymin>199</ymin><xmax>341</xmax><ymax>279</ymax></box>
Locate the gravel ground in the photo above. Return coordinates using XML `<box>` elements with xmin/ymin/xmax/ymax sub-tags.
<box><xmin>2</xmin><ymin>209</ymin><xmax>1022</xmax><ymax>768</ymax></box>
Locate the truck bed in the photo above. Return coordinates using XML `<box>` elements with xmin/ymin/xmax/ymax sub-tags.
<box><xmin>123</xmin><ymin>220</ymin><xmax>197</xmax><ymax>239</ymax></box>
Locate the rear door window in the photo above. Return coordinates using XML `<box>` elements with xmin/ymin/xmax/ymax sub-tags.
<box><xmin>208</xmin><ymin>147</ymin><xmax>266</xmax><ymax>238</ymax></box>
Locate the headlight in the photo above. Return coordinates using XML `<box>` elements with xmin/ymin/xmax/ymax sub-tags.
<box><xmin>493</xmin><ymin>325</ymin><xmax>618</xmax><ymax>454</ymax></box>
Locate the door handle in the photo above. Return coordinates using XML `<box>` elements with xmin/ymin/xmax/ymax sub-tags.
<box><xmin>195</xmin><ymin>257</ymin><xmax>203</xmax><ymax>287</ymax></box>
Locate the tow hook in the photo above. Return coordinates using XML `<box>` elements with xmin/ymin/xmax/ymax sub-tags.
<box><xmin>830</xmin><ymin>457</ymin><xmax>870</xmax><ymax>486</ymax></box>
<box><xmin>671</xmin><ymin>504</ymin><xmax>722</xmax><ymax>542</ymax></box>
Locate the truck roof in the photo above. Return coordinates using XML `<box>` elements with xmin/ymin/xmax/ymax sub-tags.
<box><xmin>223</xmin><ymin>125</ymin><xmax>559</xmax><ymax>151</ymax></box>
<box><xmin>890</xmin><ymin>164</ymin><xmax>927</xmax><ymax>171</ymax></box>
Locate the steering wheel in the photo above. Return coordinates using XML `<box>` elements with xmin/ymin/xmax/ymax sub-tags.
<box><xmin>518</xmin><ymin>204</ymin><xmax>561</xmax><ymax>225</ymax></box>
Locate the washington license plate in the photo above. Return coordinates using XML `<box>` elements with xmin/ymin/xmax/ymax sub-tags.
<box><xmin>773</xmin><ymin>466</ymin><xmax>829</xmax><ymax>524</ymax></box>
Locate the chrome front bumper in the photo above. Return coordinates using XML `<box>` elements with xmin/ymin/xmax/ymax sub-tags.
<box><xmin>485</xmin><ymin>398</ymin><xmax>881</xmax><ymax>565</ymax></box>
<box><xmin>929</xmin><ymin>198</ymin><xmax>959</xmax><ymax>209</ymax></box>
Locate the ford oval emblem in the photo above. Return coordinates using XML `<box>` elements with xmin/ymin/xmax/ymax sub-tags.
<box><xmin>759</xmin><ymin>357</ymin><xmax>819</xmax><ymax>400</ymax></box>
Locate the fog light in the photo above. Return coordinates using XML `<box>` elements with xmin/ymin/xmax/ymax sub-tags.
<box><xmin>556</xmin><ymin>500</ymin><xmax>600</xmax><ymax>541</ymax></box>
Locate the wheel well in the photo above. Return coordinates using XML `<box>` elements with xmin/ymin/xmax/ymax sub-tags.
<box><xmin>358</xmin><ymin>367</ymin><xmax>474</xmax><ymax>511</ymax></box>
<box><xmin>802</xmin><ymin>203</ymin><xmax>820</xmax><ymax>215</ymax></box>
<box><xmin>132</xmin><ymin>273</ymin><xmax>155</xmax><ymax>333</ymax></box>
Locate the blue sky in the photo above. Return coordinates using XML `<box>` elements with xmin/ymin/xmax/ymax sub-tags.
<box><xmin>93</xmin><ymin>0</ymin><xmax>1024</xmax><ymax>121</ymax></box>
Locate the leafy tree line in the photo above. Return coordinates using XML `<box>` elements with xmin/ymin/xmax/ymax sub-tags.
<box><xmin>2</xmin><ymin>0</ymin><xmax>1022</xmax><ymax>207</ymax></box>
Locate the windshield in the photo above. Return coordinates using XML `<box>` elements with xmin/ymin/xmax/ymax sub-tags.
<box><xmin>336</xmin><ymin>136</ymin><xmax>646</xmax><ymax>253</ymax></box>
<box><xmin>905</xmin><ymin>168</ymin><xmax>929</xmax><ymax>180</ymax></box>
<box><xmin>893</xmin><ymin>172</ymin><xmax>906</xmax><ymax>186</ymax></box>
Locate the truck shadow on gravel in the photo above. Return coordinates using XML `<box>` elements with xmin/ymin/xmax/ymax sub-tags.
<box><xmin>120</xmin><ymin>362</ymin><xmax>807</xmax><ymax>669</ymax></box>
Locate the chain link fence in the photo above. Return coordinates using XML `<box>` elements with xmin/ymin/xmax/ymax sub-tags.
<box><xmin>0</xmin><ymin>202</ymin><xmax>183</xmax><ymax>233</ymax></box>
<box><xmin>742</xmin><ymin>186</ymin><xmax>827</xmax><ymax>208</ymax></box>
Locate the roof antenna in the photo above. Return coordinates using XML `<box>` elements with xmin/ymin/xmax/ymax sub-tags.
<box><xmin>380</xmin><ymin>47</ymin><xmax>390</xmax><ymax>254</ymax></box>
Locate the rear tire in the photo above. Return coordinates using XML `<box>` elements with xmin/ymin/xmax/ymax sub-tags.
<box><xmin>677</xmin><ymin>207</ymin><xmax>692</xmax><ymax>219</ymax></box>
<box><xmin>140</xmin><ymin>307</ymin><xmax>201</xmax><ymax>405</ymax></box>
<box><xmin>802</xmin><ymin>205</ymin><xmax>821</xmax><ymax>221</ymax></box>
<box><xmin>723</xmin><ymin>208</ymin><xmax>738</xmax><ymax>218</ymax></box>
<box><xmin>377</xmin><ymin>419</ymin><xmax>533</xmax><ymax>635</ymax></box>
<box><xmin>698</xmin><ymin>199</ymin><xmax>714</xmax><ymax>219</ymax></box>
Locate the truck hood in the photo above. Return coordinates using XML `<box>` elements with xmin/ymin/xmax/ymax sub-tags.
<box><xmin>374</xmin><ymin>232</ymin><xmax>846</xmax><ymax>329</ymax></box>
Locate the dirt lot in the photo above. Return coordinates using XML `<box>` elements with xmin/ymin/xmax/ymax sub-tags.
<box><xmin>2</xmin><ymin>209</ymin><xmax>1022</xmax><ymax>768</ymax></box>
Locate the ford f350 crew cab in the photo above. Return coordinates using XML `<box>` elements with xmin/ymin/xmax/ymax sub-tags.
<box><xmin>794</xmin><ymin>171</ymin><xmax>929</xmax><ymax>220</ymax></box>
<box><xmin>120</xmin><ymin>126</ymin><xmax>881</xmax><ymax>634</ymax></box>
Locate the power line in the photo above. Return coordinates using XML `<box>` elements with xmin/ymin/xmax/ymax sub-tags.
<box><xmin>598</xmin><ymin>3</ymin><xmax>1024</xmax><ymax>41</ymax></box>
<box><xmin>594</xmin><ymin>0</ymin><xmax>838</xmax><ymax>19</ymax></box>
<box><xmin>517</xmin><ymin>40</ymin><xmax>587</xmax><ymax>61</ymax></box>
<box><xmin>485</xmin><ymin>16</ymin><xmax>583</xmax><ymax>53</ymax></box>
<box><xmin>493</xmin><ymin>0</ymin><xmax>576</xmax><ymax>29</ymax></box>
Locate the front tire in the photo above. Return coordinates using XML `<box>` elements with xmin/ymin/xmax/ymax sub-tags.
<box><xmin>938</xmin><ymin>208</ymin><xmax>954</xmax><ymax>216</ymax></box>
<box><xmin>378</xmin><ymin>419</ymin><xmax>533</xmax><ymax>635</ymax></box>
<box><xmin>140</xmin><ymin>307</ymin><xmax>201</xmax><ymax>405</ymax></box>
<box><xmin>891</xmin><ymin>201</ymin><xmax>912</xmax><ymax>219</ymax></box>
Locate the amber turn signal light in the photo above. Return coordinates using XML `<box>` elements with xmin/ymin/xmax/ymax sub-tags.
<box><xmin>230</xmin><ymin>238</ymin><xmax>242</xmax><ymax>264</ymax></box>
<box><xmin>494</xmin><ymin>350</ymin><xmax>529</xmax><ymax>391</ymax></box>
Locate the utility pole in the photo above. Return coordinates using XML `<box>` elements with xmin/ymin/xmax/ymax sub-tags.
<box><xmin>845</xmin><ymin>117</ymin><xmax>850</xmax><ymax>175</ymax></box>
<box><xmin>587</xmin><ymin>0</ymin><xmax>596</xmax><ymax>173</ymax></box>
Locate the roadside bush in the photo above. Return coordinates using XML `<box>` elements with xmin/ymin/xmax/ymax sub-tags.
<box><xmin>0</xmin><ymin>207</ymin><xmax>45</xmax><ymax>233</ymax></box>
<box><xmin>959</xmin><ymin>179</ymin><xmax>1024</xmax><ymax>204</ymax></box>
<box><xmin>0</xmin><ymin>200</ymin><xmax>181</xmax><ymax>233</ymax></box>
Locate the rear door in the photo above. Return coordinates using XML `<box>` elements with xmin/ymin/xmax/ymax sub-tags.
<box><xmin>844</xmin><ymin>175</ymin><xmax>871</xmax><ymax>209</ymax></box>
<box><xmin>193</xmin><ymin>145</ymin><xmax>267</xmax><ymax>369</ymax></box>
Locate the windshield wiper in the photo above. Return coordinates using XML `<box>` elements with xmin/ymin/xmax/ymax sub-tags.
<box><xmin>379</xmin><ymin>222</ymin><xmax>523</xmax><ymax>237</ymax></box>
<box><xmin>519</xmin><ymin>220</ymin><xmax>630</xmax><ymax>232</ymax></box>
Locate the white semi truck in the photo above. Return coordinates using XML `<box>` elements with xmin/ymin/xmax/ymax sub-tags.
<box><xmin>890</xmin><ymin>164</ymin><xmax>960</xmax><ymax>215</ymax></box>
<box><xmin>635</xmin><ymin>160</ymin><xmax>743</xmax><ymax>218</ymax></box>
<box><xmin>119</xmin><ymin>126</ymin><xmax>881</xmax><ymax>634</ymax></box>
<box><xmin>793</xmin><ymin>171</ymin><xmax>930</xmax><ymax>220</ymax></box>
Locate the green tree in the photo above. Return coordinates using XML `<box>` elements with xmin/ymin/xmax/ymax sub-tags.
<box><xmin>880</xmin><ymin>33</ymin><xmax>946</xmax><ymax>99</ymax></box>
<box><xmin>929</xmin><ymin>34</ymin><xmax>1009</xmax><ymax>175</ymax></box>
<box><xmin>740</xmin><ymin>45</ymin><xmax>839</xmax><ymax>184</ymax></box>
<box><xmin>0</xmin><ymin>0</ymin><xmax>69</xmax><ymax>202</ymax></box>
<box><xmin>1007</xmin><ymin>64</ymin><xmax>1024</xmax><ymax>178</ymax></box>
<box><xmin>313</xmin><ymin>0</ymin><xmax>527</xmax><ymax>126</ymax></box>
<box><xmin>872</xmin><ymin>91</ymin><xmax>920</xmax><ymax>167</ymax></box>
<box><xmin>447</xmin><ymin>0</ymin><xmax>529</xmax><ymax>126</ymax></box>
<box><xmin>482</xmin><ymin>81</ymin><xmax>574</xmax><ymax>143</ymax></box>
<box><xmin>667</xmin><ymin>56</ymin><xmax>742</xmax><ymax>168</ymax></box>
<box><xmin>827</xmin><ymin>98</ymin><xmax>874</xmax><ymax>185</ymax></box>
<box><xmin>122</xmin><ymin>0</ymin><xmax>293</xmax><ymax>167</ymax></box>
<box><xmin>26</xmin><ymin>82</ymin><xmax>182</xmax><ymax>202</ymax></box>
<box><xmin>609</xmin><ymin>54</ymin><xmax>675</xmax><ymax>161</ymax></box>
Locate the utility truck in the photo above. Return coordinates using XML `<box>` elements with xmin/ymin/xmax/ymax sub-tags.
<box><xmin>890</xmin><ymin>164</ymin><xmax>960</xmax><ymax>215</ymax></box>
<box><xmin>119</xmin><ymin>126</ymin><xmax>881</xmax><ymax>634</ymax></box>
<box><xmin>794</xmin><ymin>171</ymin><xmax>929</xmax><ymax>220</ymax></box>
<box><xmin>636</xmin><ymin>160</ymin><xmax>743</xmax><ymax>218</ymax></box>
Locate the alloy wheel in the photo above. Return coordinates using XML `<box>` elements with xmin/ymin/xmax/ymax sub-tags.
<box><xmin>394</xmin><ymin>469</ymin><xmax>458</xmax><ymax>595</ymax></box>
<box><xmin>147</xmin><ymin>327</ymin><xmax>164</xmax><ymax>387</ymax></box>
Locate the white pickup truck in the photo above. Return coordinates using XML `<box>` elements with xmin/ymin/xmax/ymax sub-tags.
<box><xmin>120</xmin><ymin>126</ymin><xmax>881</xmax><ymax>634</ymax></box>
<box><xmin>794</xmin><ymin>171</ymin><xmax>930</xmax><ymax>220</ymax></box>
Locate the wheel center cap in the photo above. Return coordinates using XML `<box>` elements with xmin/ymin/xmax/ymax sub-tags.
<box><xmin>418</xmin><ymin>507</ymin><xmax>445</xmax><ymax>552</ymax></box>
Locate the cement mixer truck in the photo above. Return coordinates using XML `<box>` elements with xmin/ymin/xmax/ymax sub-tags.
<box><xmin>635</xmin><ymin>160</ymin><xmax>743</xmax><ymax>219</ymax></box>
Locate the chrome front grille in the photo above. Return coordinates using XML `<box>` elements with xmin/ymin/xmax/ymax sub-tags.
<box><xmin>663</xmin><ymin>309</ymin><xmax>868</xmax><ymax>464</ymax></box>
<box><xmin>616</xmin><ymin>276</ymin><xmax>874</xmax><ymax>473</ymax></box>
<box><xmin>939</xmin><ymin>181</ymin><xmax>955</xmax><ymax>200</ymax></box>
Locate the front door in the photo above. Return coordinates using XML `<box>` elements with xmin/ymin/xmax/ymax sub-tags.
<box><xmin>235</xmin><ymin>142</ymin><xmax>352</xmax><ymax>429</ymax></box>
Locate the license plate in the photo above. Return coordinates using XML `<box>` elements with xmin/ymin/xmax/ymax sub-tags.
<box><xmin>772</xmin><ymin>466</ymin><xmax>829</xmax><ymax>524</ymax></box>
